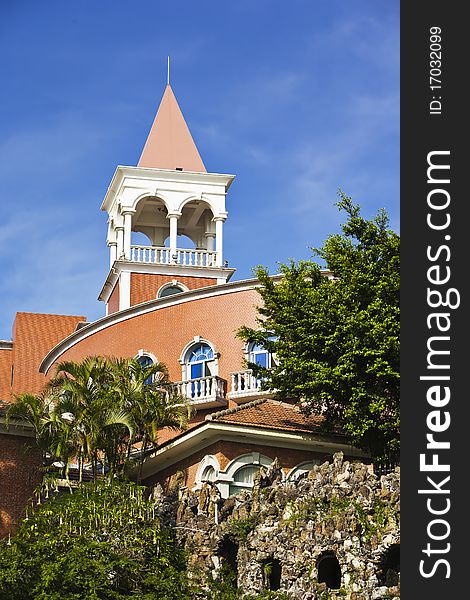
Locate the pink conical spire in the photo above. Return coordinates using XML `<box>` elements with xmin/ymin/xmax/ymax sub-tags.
<box><xmin>138</xmin><ymin>84</ymin><xmax>207</xmax><ymax>172</ymax></box>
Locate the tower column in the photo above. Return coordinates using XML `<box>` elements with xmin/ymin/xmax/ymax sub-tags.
<box><xmin>204</xmin><ymin>231</ymin><xmax>216</xmax><ymax>252</ymax></box>
<box><xmin>168</xmin><ymin>213</ymin><xmax>180</xmax><ymax>261</ymax></box>
<box><xmin>108</xmin><ymin>242</ymin><xmax>117</xmax><ymax>267</ymax></box>
<box><xmin>213</xmin><ymin>217</ymin><xmax>225</xmax><ymax>267</ymax></box>
<box><xmin>116</xmin><ymin>226</ymin><xmax>124</xmax><ymax>259</ymax></box>
<box><xmin>122</xmin><ymin>211</ymin><xmax>134</xmax><ymax>260</ymax></box>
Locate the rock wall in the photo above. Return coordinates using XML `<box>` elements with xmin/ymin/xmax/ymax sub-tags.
<box><xmin>152</xmin><ymin>453</ymin><xmax>400</xmax><ymax>600</ymax></box>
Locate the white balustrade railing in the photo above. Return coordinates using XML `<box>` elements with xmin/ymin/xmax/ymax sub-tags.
<box><xmin>230</xmin><ymin>370</ymin><xmax>264</xmax><ymax>396</ymax></box>
<box><xmin>128</xmin><ymin>245</ymin><xmax>217</xmax><ymax>267</ymax></box>
<box><xmin>175</xmin><ymin>376</ymin><xmax>226</xmax><ymax>404</ymax></box>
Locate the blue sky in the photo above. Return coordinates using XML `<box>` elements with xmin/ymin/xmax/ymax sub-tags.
<box><xmin>0</xmin><ymin>0</ymin><xmax>399</xmax><ymax>339</ymax></box>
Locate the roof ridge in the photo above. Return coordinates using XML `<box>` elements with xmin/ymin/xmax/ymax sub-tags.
<box><xmin>205</xmin><ymin>398</ymin><xmax>267</xmax><ymax>421</ymax></box>
<box><xmin>15</xmin><ymin>312</ymin><xmax>86</xmax><ymax>319</ymax></box>
<box><xmin>266</xmin><ymin>398</ymin><xmax>302</xmax><ymax>411</ymax></box>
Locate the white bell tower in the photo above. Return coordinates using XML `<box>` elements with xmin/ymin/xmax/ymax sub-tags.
<box><xmin>98</xmin><ymin>83</ymin><xmax>236</xmax><ymax>314</ymax></box>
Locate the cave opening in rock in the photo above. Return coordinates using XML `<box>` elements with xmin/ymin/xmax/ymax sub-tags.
<box><xmin>218</xmin><ymin>536</ymin><xmax>239</xmax><ymax>586</ymax></box>
<box><xmin>317</xmin><ymin>551</ymin><xmax>341</xmax><ymax>589</ymax></box>
<box><xmin>260</xmin><ymin>557</ymin><xmax>282</xmax><ymax>591</ymax></box>
<box><xmin>380</xmin><ymin>544</ymin><xmax>400</xmax><ymax>586</ymax></box>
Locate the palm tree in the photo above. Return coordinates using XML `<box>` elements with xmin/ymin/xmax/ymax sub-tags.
<box><xmin>8</xmin><ymin>355</ymin><xmax>189</xmax><ymax>485</ymax></box>
<box><xmin>48</xmin><ymin>356</ymin><xmax>134</xmax><ymax>482</ymax></box>
<box><xmin>5</xmin><ymin>392</ymin><xmax>52</xmax><ymax>461</ymax></box>
<box><xmin>110</xmin><ymin>358</ymin><xmax>193</xmax><ymax>483</ymax></box>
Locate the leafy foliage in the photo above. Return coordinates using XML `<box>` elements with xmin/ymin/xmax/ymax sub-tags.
<box><xmin>0</xmin><ymin>481</ymin><xmax>190</xmax><ymax>600</ymax></box>
<box><xmin>239</xmin><ymin>194</ymin><xmax>399</xmax><ymax>459</ymax></box>
<box><xmin>6</xmin><ymin>356</ymin><xmax>192</xmax><ymax>482</ymax></box>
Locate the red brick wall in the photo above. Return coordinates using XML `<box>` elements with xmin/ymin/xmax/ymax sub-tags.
<box><xmin>0</xmin><ymin>351</ymin><xmax>12</xmax><ymax>402</ymax></box>
<box><xmin>130</xmin><ymin>273</ymin><xmax>217</xmax><ymax>307</ymax></box>
<box><xmin>107</xmin><ymin>282</ymin><xmax>120</xmax><ymax>315</ymax></box>
<box><xmin>49</xmin><ymin>287</ymin><xmax>260</xmax><ymax>385</ymax></box>
<box><xmin>11</xmin><ymin>313</ymin><xmax>85</xmax><ymax>397</ymax></box>
<box><xmin>0</xmin><ymin>433</ymin><xmax>42</xmax><ymax>538</ymax></box>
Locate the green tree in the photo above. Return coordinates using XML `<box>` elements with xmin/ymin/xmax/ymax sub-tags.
<box><xmin>109</xmin><ymin>358</ymin><xmax>193</xmax><ymax>482</ymax></box>
<box><xmin>239</xmin><ymin>193</ymin><xmax>399</xmax><ymax>459</ymax></box>
<box><xmin>6</xmin><ymin>356</ymin><xmax>191</xmax><ymax>484</ymax></box>
<box><xmin>0</xmin><ymin>481</ymin><xmax>190</xmax><ymax>600</ymax></box>
<box><xmin>47</xmin><ymin>357</ymin><xmax>134</xmax><ymax>482</ymax></box>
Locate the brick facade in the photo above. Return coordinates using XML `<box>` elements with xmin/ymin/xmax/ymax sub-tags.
<box><xmin>8</xmin><ymin>313</ymin><xmax>85</xmax><ymax>398</ymax></box>
<box><xmin>47</xmin><ymin>286</ymin><xmax>260</xmax><ymax>385</ymax></box>
<box><xmin>107</xmin><ymin>282</ymin><xmax>120</xmax><ymax>315</ymax></box>
<box><xmin>0</xmin><ymin>350</ymin><xmax>12</xmax><ymax>402</ymax></box>
<box><xmin>130</xmin><ymin>273</ymin><xmax>217</xmax><ymax>307</ymax></box>
<box><xmin>0</xmin><ymin>432</ymin><xmax>42</xmax><ymax>538</ymax></box>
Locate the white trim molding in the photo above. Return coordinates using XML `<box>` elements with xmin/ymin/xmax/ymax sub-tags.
<box><xmin>156</xmin><ymin>280</ymin><xmax>189</xmax><ymax>299</ymax></box>
<box><xmin>193</xmin><ymin>454</ymin><xmax>221</xmax><ymax>490</ymax></box>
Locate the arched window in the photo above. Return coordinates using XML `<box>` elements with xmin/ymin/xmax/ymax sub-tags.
<box><xmin>229</xmin><ymin>464</ymin><xmax>260</xmax><ymax>496</ymax></box>
<box><xmin>157</xmin><ymin>280</ymin><xmax>188</xmax><ymax>299</ymax></box>
<box><xmin>195</xmin><ymin>455</ymin><xmax>221</xmax><ymax>489</ymax></box>
<box><xmin>248</xmin><ymin>342</ymin><xmax>272</xmax><ymax>369</ymax></box>
<box><xmin>136</xmin><ymin>353</ymin><xmax>155</xmax><ymax>385</ymax></box>
<box><xmin>317</xmin><ymin>552</ymin><xmax>341</xmax><ymax>589</ymax></box>
<box><xmin>287</xmin><ymin>460</ymin><xmax>322</xmax><ymax>481</ymax></box>
<box><xmin>137</xmin><ymin>354</ymin><xmax>153</xmax><ymax>368</ymax></box>
<box><xmin>159</xmin><ymin>285</ymin><xmax>184</xmax><ymax>298</ymax></box>
<box><xmin>222</xmin><ymin>453</ymin><xmax>274</xmax><ymax>498</ymax></box>
<box><xmin>187</xmin><ymin>342</ymin><xmax>214</xmax><ymax>380</ymax></box>
<box><xmin>201</xmin><ymin>465</ymin><xmax>216</xmax><ymax>482</ymax></box>
<box><xmin>180</xmin><ymin>341</ymin><xmax>217</xmax><ymax>401</ymax></box>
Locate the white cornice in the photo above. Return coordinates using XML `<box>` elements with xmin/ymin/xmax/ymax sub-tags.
<box><xmin>0</xmin><ymin>340</ymin><xmax>13</xmax><ymax>350</ymax></box>
<box><xmin>97</xmin><ymin>261</ymin><xmax>236</xmax><ymax>303</ymax></box>
<box><xmin>101</xmin><ymin>166</ymin><xmax>235</xmax><ymax>212</ymax></box>
<box><xmin>140</xmin><ymin>421</ymin><xmax>368</xmax><ymax>479</ymax></box>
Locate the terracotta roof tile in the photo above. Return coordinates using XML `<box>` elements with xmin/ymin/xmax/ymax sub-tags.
<box><xmin>11</xmin><ymin>312</ymin><xmax>86</xmax><ymax>397</ymax></box>
<box><xmin>207</xmin><ymin>398</ymin><xmax>324</xmax><ymax>434</ymax></box>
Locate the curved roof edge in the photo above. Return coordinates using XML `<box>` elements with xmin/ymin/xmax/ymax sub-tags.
<box><xmin>40</xmin><ymin>276</ymin><xmax>279</xmax><ymax>375</ymax></box>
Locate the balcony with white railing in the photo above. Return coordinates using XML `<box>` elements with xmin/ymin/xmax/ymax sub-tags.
<box><xmin>175</xmin><ymin>375</ymin><xmax>227</xmax><ymax>408</ymax></box>
<box><xmin>128</xmin><ymin>245</ymin><xmax>218</xmax><ymax>268</ymax></box>
<box><xmin>228</xmin><ymin>370</ymin><xmax>273</xmax><ymax>403</ymax></box>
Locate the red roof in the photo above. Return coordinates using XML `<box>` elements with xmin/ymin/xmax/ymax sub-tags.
<box><xmin>208</xmin><ymin>399</ymin><xmax>325</xmax><ymax>434</ymax></box>
<box><xmin>138</xmin><ymin>84</ymin><xmax>206</xmax><ymax>172</ymax></box>
<box><xmin>10</xmin><ymin>312</ymin><xmax>85</xmax><ymax>398</ymax></box>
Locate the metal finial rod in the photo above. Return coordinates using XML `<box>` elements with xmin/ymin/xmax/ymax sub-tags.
<box><xmin>167</xmin><ymin>56</ymin><xmax>170</xmax><ymax>85</ymax></box>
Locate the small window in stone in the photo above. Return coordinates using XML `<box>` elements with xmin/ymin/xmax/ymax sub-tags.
<box><xmin>317</xmin><ymin>551</ymin><xmax>341</xmax><ymax>589</ymax></box>
<box><xmin>218</xmin><ymin>537</ymin><xmax>239</xmax><ymax>588</ymax></box>
<box><xmin>201</xmin><ymin>465</ymin><xmax>216</xmax><ymax>482</ymax></box>
<box><xmin>159</xmin><ymin>284</ymin><xmax>184</xmax><ymax>298</ymax></box>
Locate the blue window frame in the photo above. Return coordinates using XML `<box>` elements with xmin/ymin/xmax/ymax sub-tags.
<box><xmin>187</xmin><ymin>343</ymin><xmax>214</xmax><ymax>398</ymax></box>
<box><xmin>137</xmin><ymin>354</ymin><xmax>154</xmax><ymax>385</ymax></box>
<box><xmin>249</xmin><ymin>342</ymin><xmax>272</xmax><ymax>368</ymax></box>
